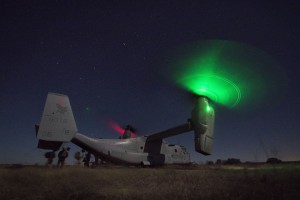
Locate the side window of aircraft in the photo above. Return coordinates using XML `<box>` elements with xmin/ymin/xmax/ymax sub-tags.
<box><xmin>140</xmin><ymin>146</ymin><xmax>143</xmax><ymax>150</ymax></box>
<box><xmin>175</xmin><ymin>149</ymin><xmax>177</xmax><ymax>153</ymax></box>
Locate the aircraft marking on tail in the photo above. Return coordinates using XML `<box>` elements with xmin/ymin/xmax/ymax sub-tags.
<box><xmin>56</xmin><ymin>103</ymin><xmax>67</xmax><ymax>114</ymax></box>
<box><xmin>45</xmin><ymin>114</ymin><xmax>69</xmax><ymax>124</ymax></box>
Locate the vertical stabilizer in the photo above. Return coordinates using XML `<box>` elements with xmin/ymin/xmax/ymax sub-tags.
<box><xmin>37</xmin><ymin>93</ymin><xmax>77</xmax><ymax>148</ymax></box>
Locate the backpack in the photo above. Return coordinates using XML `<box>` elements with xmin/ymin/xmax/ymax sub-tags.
<box><xmin>61</xmin><ymin>150</ymin><xmax>68</xmax><ymax>158</ymax></box>
<box><xmin>45</xmin><ymin>151</ymin><xmax>55</xmax><ymax>159</ymax></box>
<box><xmin>45</xmin><ymin>152</ymin><xmax>50</xmax><ymax>158</ymax></box>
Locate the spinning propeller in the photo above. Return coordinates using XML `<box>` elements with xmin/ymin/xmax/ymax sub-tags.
<box><xmin>168</xmin><ymin>40</ymin><xmax>286</xmax><ymax>109</ymax></box>
<box><xmin>108</xmin><ymin>120</ymin><xmax>136</xmax><ymax>138</ymax></box>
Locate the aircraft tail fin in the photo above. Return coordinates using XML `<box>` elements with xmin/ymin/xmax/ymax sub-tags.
<box><xmin>36</xmin><ymin>93</ymin><xmax>78</xmax><ymax>150</ymax></box>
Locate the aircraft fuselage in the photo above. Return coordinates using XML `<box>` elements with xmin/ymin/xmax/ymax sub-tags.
<box><xmin>71</xmin><ymin>133</ymin><xmax>191</xmax><ymax>166</ymax></box>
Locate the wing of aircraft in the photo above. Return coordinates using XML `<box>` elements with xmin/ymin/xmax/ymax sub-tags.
<box><xmin>145</xmin><ymin>97</ymin><xmax>215</xmax><ymax>155</ymax></box>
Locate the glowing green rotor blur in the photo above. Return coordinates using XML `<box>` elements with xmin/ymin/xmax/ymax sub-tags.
<box><xmin>167</xmin><ymin>40</ymin><xmax>286</xmax><ymax>108</ymax></box>
<box><xmin>178</xmin><ymin>74</ymin><xmax>241</xmax><ymax>107</ymax></box>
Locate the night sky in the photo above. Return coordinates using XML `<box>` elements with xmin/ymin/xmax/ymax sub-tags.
<box><xmin>1</xmin><ymin>1</ymin><xmax>299</xmax><ymax>165</ymax></box>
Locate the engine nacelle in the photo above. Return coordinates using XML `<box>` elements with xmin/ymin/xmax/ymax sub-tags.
<box><xmin>122</xmin><ymin>125</ymin><xmax>134</xmax><ymax>139</ymax></box>
<box><xmin>192</xmin><ymin>96</ymin><xmax>215</xmax><ymax>155</ymax></box>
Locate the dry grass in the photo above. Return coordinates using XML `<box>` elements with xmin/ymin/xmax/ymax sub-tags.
<box><xmin>0</xmin><ymin>164</ymin><xmax>300</xmax><ymax>200</ymax></box>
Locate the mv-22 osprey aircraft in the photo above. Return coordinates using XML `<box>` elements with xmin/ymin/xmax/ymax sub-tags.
<box><xmin>35</xmin><ymin>93</ymin><xmax>214</xmax><ymax>166</ymax></box>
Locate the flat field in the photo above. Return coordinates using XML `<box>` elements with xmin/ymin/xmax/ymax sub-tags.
<box><xmin>1</xmin><ymin>164</ymin><xmax>300</xmax><ymax>200</ymax></box>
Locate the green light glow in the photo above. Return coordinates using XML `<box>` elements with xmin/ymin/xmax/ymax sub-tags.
<box><xmin>167</xmin><ymin>40</ymin><xmax>285</xmax><ymax>108</ymax></box>
<box><xmin>178</xmin><ymin>74</ymin><xmax>241</xmax><ymax>107</ymax></box>
<box><xmin>206</xmin><ymin>105</ymin><xmax>211</xmax><ymax>112</ymax></box>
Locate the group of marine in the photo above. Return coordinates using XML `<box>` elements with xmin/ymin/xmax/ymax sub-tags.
<box><xmin>44</xmin><ymin>147</ymin><xmax>99</xmax><ymax>167</ymax></box>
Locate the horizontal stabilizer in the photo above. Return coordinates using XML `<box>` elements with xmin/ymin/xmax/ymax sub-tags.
<box><xmin>37</xmin><ymin>140</ymin><xmax>63</xmax><ymax>151</ymax></box>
